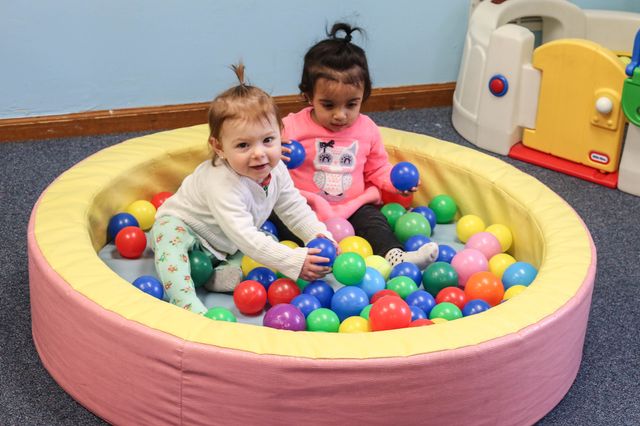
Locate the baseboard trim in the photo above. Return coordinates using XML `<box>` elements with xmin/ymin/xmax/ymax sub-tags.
<box><xmin>0</xmin><ymin>82</ymin><xmax>454</xmax><ymax>142</ymax></box>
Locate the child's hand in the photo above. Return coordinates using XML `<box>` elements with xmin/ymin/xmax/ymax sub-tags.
<box><xmin>300</xmin><ymin>248</ymin><xmax>332</xmax><ymax>281</ymax></box>
<box><xmin>281</xmin><ymin>141</ymin><xmax>292</xmax><ymax>163</ymax></box>
<box><xmin>396</xmin><ymin>179</ymin><xmax>421</xmax><ymax>196</ymax></box>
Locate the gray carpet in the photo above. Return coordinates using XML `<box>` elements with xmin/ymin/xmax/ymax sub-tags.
<box><xmin>1</xmin><ymin>107</ymin><xmax>638</xmax><ymax>425</ymax></box>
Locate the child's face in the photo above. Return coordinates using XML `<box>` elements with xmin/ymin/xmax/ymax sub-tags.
<box><xmin>309</xmin><ymin>77</ymin><xmax>364</xmax><ymax>132</ymax></box>
<box><xmin>212</xmin><ymin>115</ymin><xmax>282</xmax><ymax>183</ymax></box>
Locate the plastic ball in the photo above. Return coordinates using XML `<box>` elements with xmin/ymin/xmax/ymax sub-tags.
<box><xmin>204</xmin><ymin>307</ymin><xmax>237</xmax><ymax>322</ymax></box>
<box><xmin>436</xmin><ymin>244</ymin><xmax>457</xmax><ymax>263</ymax></box>
<box><xmin>394</xmin><ymin>212</ymin><xmax>431</xmax><ymax>243</ymax></box>
<box><xmin>283</xmin><ymin>139</ymin><xmax>306</xmax><ymax>169</ymax></box>
<box><xmin>115</xmin><ymin>226</ymin><xmax>147</xmax><ymax>259</ymax></box>
<box><xmin>386</xmin><ymin>276</ymin><xmax>419</xmax><ymax>299</ymax></box>
<box><xmin>502</xmin><ymin>261</ymin><xmax>538</xmax><ymax>290</ymax></box>
<box><xmin>503</xmin><ymin>285</ymin><xmax>527</xmax><ymax>301</ymax></box>
<box><xmin>241</xmin><ymin>255</ymin><xmax>270</xmax><ymax>277</ymax></box>
<box><xmin>381</xmin><ymin>189</ymin><xmax>413</xmax><ymax>209</ymax></box>
<box><xmin>107</xmin><ymin>212</ymin><xmax>139</xmax><ymax>241</ymax></box>
<box><xmin>370</xmin><ymin>289</ymin><xmax>400</xmax><ymax>304</ymax></box>
<box><xmin>380</xmin><ymin>203</ymin><xmax>407</xmax><ymax>228</ymax></box>
<box><xmin>465</xmin><ymin>232</ymin><xmax>502</xmax><ymax>260</ymax></box>
<box><xmin>429</xmin><ymin>302</ymin><xmax>463</xmax><ymax>321</ymax></box>
<box><xmin>132</xmin><ymin>275</ymin><xmax>164</xmax><ymax>300</ymax></box>
<box><xmin>263</xmin><ymin>304</ymin><xmax>305</xmax><ymax>331</ymax></box>
<box><xmin>430</xmin><ymin>317</ymin><xmax>448</xmax><ymax>324</ymax></box>
<box><xmin>422</xmin><ymin>261</ymin><xmax>459</xmax><ymax>297</ymax></box>
<box><xmin>124</xmin><ymin>200</ymin><xmax>157</xmax><ymax>231</ymax></box>
<box><xmin>428</xmin><ymin>194</ymin><xmax>457</xmax><ymax>224</ymax></box>
<box><xmin>450</xmin><ymin>248</ymin><xmax>489</xmax><ymax>288</ymax></box>
<box><xmin>324</xmin><ymin>217</ymin><xmax>355</xmax><ymax>242</ymax></box>
<box><xmin>389</xmin><ymin>262</ymin><xmax>422</xmax><ymax>286</ymax></box>
<box><xmin>267</xmin><ymin>278</ymin><xmax>300</xmax><ymax>306</ymax></box>
<box><xmin>409</xmin><ymin>305</ymin><xmax>428</xmax><ymax>321</ymax></box>
<box><xmin>435</xmin><ymin>287</ymin><xmax>467</xmax><ymax>310</ymax></box>
<box><xmin>245</xmin><ymin>266</ymin><xmax>278</xmax><ymax>291</ymax></box>
<box><xmin>188</xmin><ymin>250</ymin><xmax>213</xmax><ymax>288</ymax></box>
<box><xmin>291</xmin><ymin>294</ymin><xmax>322</xmax><ymax>317</ymax></box>
<box><xmin>359</xmin><ymin>304</ymin><xmax>373</xmax><ymax>320</ymax></box>
<box><xmin>306</xmin><ymin>308</ymin><xmax>340</xmax><ymax>332</ymax></box>
<box><xmin>456</xmin><ymin>214</ymin><xmax>486</xmax><ymax>243</ymax></box>
<box><xmin>331</xmin><ymin>286</ymin><xmax>370</xmax><ymax>322</ymax></box>
<box><xmin>485</xmin><ymin>223</ymin><xmax>513</xmax><ymax>252</ymax></box>
<box><xmin>303</xmin><ymin>280</ymin><xmax>334</xmax><ymax>308</ymax></box>
<box><xmin>408</xmin><ymin>318</ymin><xmax>435</xmax><ymax>327</ymax></box>
<box><xmin>333</xmin><ymin>252</ymin><xmax>366</xmax><ymax>285</ymax></box>
<box><xmin>464</xmin><ymin>271</ymin><xmax>505</xmax><ymax>307</ymax></box>
<box><xmin>405</xmin><ymin>289</ymin><xmax>436</xmax><ymax>317</ymax></box>
<box><xmin>307</xmin><ymin>237</ymin><xmax>337</xmax><ymax>266</ymax></box>
<box><xmin>410</xmin><ymin>206</ymin><xmax>437</xmax><ymax>231</ymax></box>
<box><xmin>260</xmin><ymin>220</ymin><xmax>279</xmax><ymax>239</ymax></box>
<box><xmin>365</xmin><ymin>255</ymin><xmax>392</xmax><ymax>279</ymax></box>
<box><xmin>232</xmin><ymin>280</ymin><xmax>267</xmax><ymax>315</ymax></box>
<box><xmin>404</xmin><ymin>234</ymin><xmax>431</xmax><ymax>252</ymax></box>
<box><xmin>338</xmin><ymin>235</ymin><xmax>373</xmax><ymax>258</ymax></box>
<box><xmin>357</xmin><ymin>267</ymin><xmax>386</xmax><ymax>300</ymax></box>
<box><xmin>339</xmin><ymin>316</ymin><xmax>370</xmax><ymax>333</ymax></box>
<box><xmin>390</xmin><ymin>161</ymin><xmax>420</xmax><ymax>191</ymax></box>
<box><xmin>280</xmin><ymin>240</ymin><xmax>299</xmax><ymax>250</ymax></box>
<box><xmin>462</xmin><ymin>299</ymin><xmax>491</xmax><ymax>316</ymax></box>
<box><xmin>369</xmin><ymin>296</ymin><xmax>412</xmax><ymax>331</ymax></box>
<box><xmin>150</xmin><ymin>191</ymin><xmax>173</xmax><ymax>209</ymax></box>
<box><xmin>489</xmin><ymin>253</ymin><xmax>517</xmax><ymax>279</ymax></box>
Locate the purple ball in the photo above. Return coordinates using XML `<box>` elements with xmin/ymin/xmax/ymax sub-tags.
<box><xmin>262</xmin><ymin>304</ymin><xmax>306</xmax><ymax>331</ymax></box>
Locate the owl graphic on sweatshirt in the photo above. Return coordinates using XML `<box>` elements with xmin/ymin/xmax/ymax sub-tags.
<box><xmin>313</xmin><ymin>139</ymin><xmax>358</xmax><ymax>202</ymax></box>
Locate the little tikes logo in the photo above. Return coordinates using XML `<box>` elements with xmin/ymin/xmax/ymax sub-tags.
<box><xmin>589</xmin><ymin>151</ymin><xmax>609</xmax><ymax>165</ymax></box>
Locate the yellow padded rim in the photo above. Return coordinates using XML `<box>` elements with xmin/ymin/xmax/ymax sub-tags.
<box><xmin>33</xmin><ymin>125</ymin><xmax>592</xmax><ymax>359</ymax></box>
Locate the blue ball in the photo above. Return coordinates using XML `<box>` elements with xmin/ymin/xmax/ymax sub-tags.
<box><xmin>462</xmin><ymin>299</ymin><xmax>491</xmax><ymax>316</ymax></box>
<box><xmin>283</xmin><ymin>139</ymin><xmax>306</xmax><ymax>169</ymax></box>
<box><xmin>357</xmin><ymin>267</ymin><xmax>386</xmax><ymax>300</ymax></box>
<box><xmin>330</xmin><ymin>286</ymin><xmax>369</xmax><ymax>322</ymax></box>
<box><xmin>502</xmin><ymin>261</ymin><xmax>538</xmax><ymax>290</ymax></box>
<box><xmin>303</xmin><ymin>280</ymin><xmax>334</xmax><ymax>308</ymax></box>
<box><xmin>404</xmin><ymin>234</ymin><xmax>432</xmax><ymax>252</ymax></box>
<box><xmin>389</xmin><ymin>262</ymin><xmax>422</xmax><ymax>285</ymax></box>
<box><xmin>390</xmin><ymin>161</ymin><xmax>420</xmax><ymax>191</ymax></box>
<box><xmin>291</xmin><ymin>294</ymin><xmax>322</xmax><ymax>317</ymax></box>
<box><xmin>260</xmin><ymin>220</ymin><xmax>279</xmax><ymax>239</ymax></box>
<box><xmin>405</xmin><ymin>289</ymin><xmax>436</xmax><ymax>316</ymax></box>
<box><xmin>306</xmin><ymin>237</ymin><xmax>337</xmax><ymax>266</ymax></box>
<box><xmin>436</xmin><ymin>244</ymin><xmax>457</xmax><ymax>263</ymax></box>
<box><xmin>107</xmin><ymin>212</ymin><xmax>139</xmax><ymax>241</ymax></box>
<box><xmin>246</xmin><ymin>266</ymin><xmax>278</xmax><ymax>291</ymax></box>
<box><xmin>132</xmin><ymin>275</ymin><xmax>164</xmax><ymax>300</ymax></box>
<box><xmin>410</xmin><ymin>305</ymin><xmax>427</xmax><ymax>321</ymax></box>
<box><xmin>410</xmin><ymin>206</ymin><xmax>437</xmax><ymax>231</ymax></box>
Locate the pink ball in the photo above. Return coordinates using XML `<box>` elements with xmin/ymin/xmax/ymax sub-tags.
<box><xmin>324</xmin><ymin>217</ymin><xmax>355</xmax><ymax>242</ymax></box>
<box><xmin>465</xmin><ymin>232</ymin><xmax>502</xmax><ymax>260</ymax></box>
<box><xmin>450</xmin><ymin>248</ymin><xmax>488</xmax><ymax>288</ymax></box>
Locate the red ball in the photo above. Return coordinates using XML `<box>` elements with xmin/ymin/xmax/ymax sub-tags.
<box><xmin>369</xmin><ymin>296</ymin><xmax>412</xmax><ymax>331</ymax></box>
<box><xmin>233</xmin><ymin>280</ymin><xmax>267</xmax><ymax>315</ymax></box>
<box><xmin>370</xmin><ymin>289</ymin><xmax>400</xmax><ymax>304</ymax></box>
<box><xmin>435</xmin><ymin>287</ymin><xmax>467</xmax><ymax>310</ymax></box>
<box><xmin>408</xmin><ymin>318</ymin><xmax>435</xmax><ymax>327</ymax></box>
<box><xmin>267</xmin><ymin>278</ymin><xmax>300</xmax><ymax>306</ymax></box>
<box><xmin>115</xmin><ymin>226</ymin><xmax>147</xmax><ymax>259</ymax></box>
<box><xmin>381</xmin><ymin>189</ymin><xmax>413</xmax><ymax>209</ymax></box>
<box><xmin>150</xmin><ymin>191</ymin><xmax>173</xmax><ymax>209</ymax></box>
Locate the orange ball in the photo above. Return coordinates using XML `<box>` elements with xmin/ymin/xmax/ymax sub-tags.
<box><xmin>464</xmin><ymin>271</ymin><xmax>504</xmax><ymax>307</ymax></box>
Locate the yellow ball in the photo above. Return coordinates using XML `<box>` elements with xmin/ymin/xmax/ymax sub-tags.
<box><xmin>125</xmin><ymin>200</ymin><xmax>157</xmax><ymax>231</ymax></box>
<box><xmin>485</xmin><ymin>223</ymin><xmax>513</xmax><ymax>252</ymax></box>
<box><xmin>430</xmin><ymin>317</ymin><xmax>448</xmax><ymax>324</ymax></box>
<box><xmin>456</xmin><ymin>214</ymin><xmax>486</xmax><ymax>243</ymax></box>
<box><xmin>503</xmin><ymin>285</ymin><xmax>527</xmax><ymax>301</ymax></box>
<box><xmin>365</xmin><ymin>255</ymin><xmax>392</xmax><ymax>279</ymax></box>
<box><xmin>489</xmin><ymin>253</ymin><xmax>517</xmax><ymax>279</ymax></box>
<box><xmin>280</xmin><ymin>240</ymin><xmax>299</xmax><ymax>250</ymax></box>
<box><xmin>338</xmin><ymin>236</ymin><xmax>373</xmax><ymax>258</ymax></box>
<box><xmin>241</xmin><ymin>255</ymin><xmax>272</xmax><ymax>277</ymax></box>
<box><xmin>339</xmin><ymin>316</ymin><xmax>371</xmax><ymax>333</ymax></box>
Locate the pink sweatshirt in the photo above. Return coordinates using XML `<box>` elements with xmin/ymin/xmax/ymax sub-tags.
<box><xmin>283</xmin><ymin>107</ymin><xmax>395</xmax><ymax>221</ymax></box>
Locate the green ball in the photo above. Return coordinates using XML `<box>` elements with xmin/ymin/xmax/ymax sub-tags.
<box><xmin>422</xmin><ymin>262</ymin><xmax>459</xmax><ymax>297</ymax></box>
<box><xmin>394</xmin><ymin>212</ymin><xmax>431</xmax><ymax>243</ymax></box>
<box><xmin>333</xmin><ymin>252</ymin><xmax>366</xmax><ymax>285</ymax></box>
<box><xmin>381</xmin><ymin>203</ymin><xmax>407</xmax><ymax>228</ymax></box>
<box><xmin>385</xmin><ymin>276</ymin><xmax>419</xmax><ymax>299</ymax></box>
<box><xmin>296</xmin><ymin>278</ymin><xmax>309</xmax><ymax>291</ymax></box>
<box><xmin>204</xmin><ymin>307</ymin><xmax>237</xmax><ymax>322</ymax></box>
<box><xmin>429</xmin><ymin>302</ymin><xmax>462</xmax><ymax>321</ymax></box>
<box><xmin>306</xmin><ymin>308</ymin><xmax>340</xmax><ymax>332</ymax></box>
<box><xmin>360</xmin><ymin>304</ymin><xmax>372</xmax><ymax>320</ymax></box>
<box><xmin>189</xmin><ymin>250</ymin><xmax>213</xmax><ymax>288</ymax></box>
<box><xmin>428</xmin><ymin>194</ymin><xmax>458</xmax><ymax>224</ymax></box>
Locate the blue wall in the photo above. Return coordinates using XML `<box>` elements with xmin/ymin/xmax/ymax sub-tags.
<box><xmin>1</xmin><ymin>0</ymin><xmax>639</xmax><ymax>119</ymax></box>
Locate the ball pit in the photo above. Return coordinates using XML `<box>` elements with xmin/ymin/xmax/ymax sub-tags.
<box><xmin>28</xmin><ymin>125</ymin><xmax>596</xmax><ymax>425</ymax></box>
